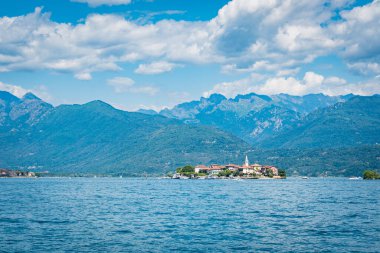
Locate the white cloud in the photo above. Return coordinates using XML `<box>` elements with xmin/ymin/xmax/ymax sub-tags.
<box><xmin>0</xmin><ymin>81</ymin><xmax>29</xmax><ymax>98</ymax></box>
<box><xmin>275</xmin><ymin>25</ymin><xmax>341</xmax><ymax>52</ymax></box>
<box><xmin>107</xmin><ymin>77</ymin><xmax>158</xmax><ymax>95</ymax></box>
<box><xmin>0</xmin><ymin>0</ymin><xmax>379</xmax><ymax>83</ymax></box>
<box><xmin>136</xmin><ymin>104</ymin><xmax>167</xmax><ymax>112</ymax></box>
<box><xmin>203</xmin><ymin>79</ymin><xmax>252</xmax><ymax>98</ymax></box>
<box><xmin>74</xmin><ymin>72</ymin><xmax>92</xmax><ymax>80</ymax></box>
<box><xmin>204</xmin><ymin>71</ymin><xmax>380</xmax><ymax>98</ymax></box>
<box><xmin>347</xmin><ymin>62</ymin><xmax>380</xmax><ymax>76</ymax></box>
<box><xmin>0</xmin><ymin>81</ymin><xmax>52</xmax><ymax>101</ymax></box>
<box><xmin>0</xmin><ymin>7</ymin><xmax>213</xmax><ymax>78</ymax></box>
<box><xmin>107</xmin><ymin>77</ymin><xmax>135</xmax><ymax>93</ymax></box>
<box><xmin>276</xmin><ymin>68</ymin><xmax>300</xmax><ymax>77</ymax></box>
<box><xmin>331</xmin><ymin>0</ymin><xmax>380</xmax><ymax>75</ymax></box>
<box><xmin>208</xmin><ymin>0</ymin><xmax>348</xmax><ymax>71</ymax></box>
<box><xmin>135</xmin><ymin>61</ymin><xmax>180</xmax><ymax>75</ymax></box>
<box><xmin>71</xmin><ymin>0</ymin><xmax>132</xmax><ymax>7</ymax></box>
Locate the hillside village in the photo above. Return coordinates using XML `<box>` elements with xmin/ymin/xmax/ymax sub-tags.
<box><xmin>173</xmin><ymin>156</ymin><xmax>286</xmax><ymax>179</ymax></box>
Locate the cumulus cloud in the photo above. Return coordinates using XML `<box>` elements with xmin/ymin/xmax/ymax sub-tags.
<box><xmin>0</xmin><ymin>81</ymin><xmax>52</xmax><ymax>101</ymax></box>
<box><xmin>135</xmin><ymin>61</ymin><xmax>180</xmax><ymax>75</ymax></box>
<box><xmin>203</xmin><ymin>79</ymin><xmax>252</xmax><ymax>99</ymax></box>
<box><xmin>0</xmin><ymin>7</ymin><xmax>212</xmax><ymax>78</ymax></box>
<box><xmin>74</xmin><ymin>72</ymin><xmax>92</xmax><ymax>80</ymax></box>
<box><xmin>107</xmin><ymin>77</ymin><xmax>158</xmax><ymax>95</ymax></box>
<box><xmin>71</xmin><ymin>0</ymin><xmax>132</xmax><ymax>7</ymax></box>
<box><xmin>0</xmin><ymin>81</ymin><xmax>29</xmax><ymax>97</ymax></box>
<box><xmin>331</xmin><ymin>0</ymin><xmax>380</xmax><ymax>75</ymax></box>
<box><xmin>208</xmin><ymin>0</ymin><xmax>348</xmax><ymax>71</ymax></box>
<box><xmin>204</xmin><ymin>72</ymin><xmax>380</xmax><ymax>98</ymax></box>
<box><xmin>0</xmin><ymin>0</ymin><xmax>379</xmax><ymax>83</ymax></box>
<box><xmin>134</xmin><ymin>104</ymin><xmax>167</xmax><ymax>112</ymax></box>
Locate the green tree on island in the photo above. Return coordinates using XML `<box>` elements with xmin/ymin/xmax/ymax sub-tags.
<box><xmin>363</xmin><ymin>170</ymin><xmax>380</xmax><ymax>180</ymax></box>
<box><xmin>278</xmin><ymin>169</ymin><xmax>286</xmax><ymax>178</ymax></box>
<box><xmin>181</xmin><ymin>165</ymin><xmax>195</xmax><ymax>173</ymax></box>
<box><xmin>176</xmin><ymin>165</ymin><xmax>195</xmax><ymax>177</ymax></box>
<box><xmin>218</xmin><ymin>169</ymin><xmax>233</xmax><ymax>177</ymax></box>
<box><xmin>266</xmin><ymin>169</ymin><xmax>274</xmax><ymax>178</ymax></box>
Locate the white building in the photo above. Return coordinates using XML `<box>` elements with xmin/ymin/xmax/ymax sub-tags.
<box><xmin>195</xmin><ymin>165</ymin><xmax>209</xmax><ymax>173</ymax></box>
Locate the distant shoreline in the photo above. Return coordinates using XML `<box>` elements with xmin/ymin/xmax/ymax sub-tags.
<box><xmin>0</xmin><ymin>176</ymin><xmax>374</xmax><ymax>180</ymax></box>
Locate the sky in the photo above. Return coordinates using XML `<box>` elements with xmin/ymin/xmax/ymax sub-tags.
<box><xmin>0</xmin><ymin>0</ymin><xmax>379</xmax><ymax>111</ymax></box>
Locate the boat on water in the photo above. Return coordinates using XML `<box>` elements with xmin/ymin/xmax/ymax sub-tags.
<box><xmin>301</xmin><ymin>176</ymin><xmax>309</xmax><ymax>179</ymax></box>
<box><xmin>171</xmin><ymin>173</ymin><xmax>190</xmax><ymax>179</ymax></box>
<box><xmin>349</xmin><ymin>177</ymin><xmax>362</xmax><ymax>180</ymax></box>
<box><xmin>172</xmin><ymin>174</ymin><xmax>180</xmax><ymax>179</ymax></box>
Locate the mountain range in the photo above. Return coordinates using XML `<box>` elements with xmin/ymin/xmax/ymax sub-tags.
<box><xmin>0</xmin><ymin>91</ymin><xmax>249</xmax><ymax>175</ymax></box>
<box><xmin>1</xmin><ymin>90</ymin><xmax>379</xmax><ymax>176</ymax></box>
<box><xmin>158</xmin><ymin>93</ymin><xmax>355</xmax><ymax>145</ymax></box>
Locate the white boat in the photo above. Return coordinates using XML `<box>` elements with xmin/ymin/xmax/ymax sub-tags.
<box><xmin>301</xmin><ymin>176</ymin><xmax>309</xmax><ymax>179</ymax></box>
<box><xmin>172</xmin><ymin>173</ymin><xmax>180</xmax><ymax>179</ymax></box>
<box><xmin>349</xmin><ymin>177</ymin><xmax>362</xmax><ymax>180</ymax></box>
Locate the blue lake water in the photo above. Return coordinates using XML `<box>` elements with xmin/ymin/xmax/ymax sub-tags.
<box><xmin>0</xmin><ymin>178</ymin><xmax>379</xmax><ymax>253</ymax></box>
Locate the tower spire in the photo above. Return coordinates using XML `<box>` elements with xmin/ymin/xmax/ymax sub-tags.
<box><xmin>244</xmin><ymin>155</ymin><xmax>249</xmax><ymax>167</ymax></box>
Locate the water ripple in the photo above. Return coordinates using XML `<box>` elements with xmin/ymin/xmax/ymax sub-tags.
<box><xmin>0</xmin><ymin>177</ymin><xmax>379</xmax><ymax>252</ymax></box>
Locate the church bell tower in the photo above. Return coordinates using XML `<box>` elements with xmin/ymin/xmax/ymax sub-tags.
<box><xmin>244</xmin><ymin>155</ymin><xmax>249</xmax><ymax>167</ymax></box>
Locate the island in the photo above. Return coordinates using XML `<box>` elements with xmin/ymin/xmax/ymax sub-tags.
<box><xmin>171</xmin><ymin>156</ymin><xmax>286</xmax><ymax>179</ymax></box>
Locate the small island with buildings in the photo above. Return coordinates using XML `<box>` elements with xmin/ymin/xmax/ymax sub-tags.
<box><xmin>0</xmin><ymin>168</ymin><xmax>36</xmax><ymax>178</ymax></box>
<box><xmin>171</xmin><ymin>156</ymin><xmax>286</xmax><ymax>179</ymax></box>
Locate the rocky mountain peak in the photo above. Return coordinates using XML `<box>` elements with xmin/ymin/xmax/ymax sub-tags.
<box><xmin>22</xmin><ymin>92</ymin><xmax>41</xmax><ymax>101</ymax></box>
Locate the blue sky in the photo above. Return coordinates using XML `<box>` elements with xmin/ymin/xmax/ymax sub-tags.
<box><xmin>0</xmin><ymin>0</ymin><xmax>379</xmax><ymax>111</ymax></box>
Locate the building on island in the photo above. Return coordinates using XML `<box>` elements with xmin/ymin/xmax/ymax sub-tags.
<box><xmin>225</xmin><ymin>164</ymin><xmax>240</xmax><ymax>171</ymax></box>
<box><xmin>194</xmin><ymin>165</ymin><xmax>209</xmax><ymax>173</ymax></box>
<box><xmin>0</xmin><ymin>168</ymin><xmax>36</xmax><ymax>177</ymax></box>
<box><xmin>195</xmin><ymin>164</ymin><xmax>225</xmax><ymax>175</ymax></box>
<box><xmin>190</xmin><ymin>156</ymin><xmax>280</xmax><ymax>178</ymax></box>
<box><xmin>262</xmin><ymin>166</ymin><xmax>278</xmax><ymax>176</ymax></box>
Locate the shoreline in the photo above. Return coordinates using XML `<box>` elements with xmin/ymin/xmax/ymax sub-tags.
<box><xmin>0</xmin><ymin>176</ymin><xmax>372</xmax><ymax>180</ymax></box>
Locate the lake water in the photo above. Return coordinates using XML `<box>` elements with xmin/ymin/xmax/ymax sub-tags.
<box><xmin>0</xmin><ymin>178</ymin><xmax>379</xmax><ymax>253</ymax></box>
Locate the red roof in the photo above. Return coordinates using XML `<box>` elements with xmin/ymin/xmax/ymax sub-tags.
<box><xmin>200</xmin><ymin>167</ymin><xmax>222</xmax><ymax>171</ymax></box>
<box><xmin>210</xmin><ymin>164</ymin><xmax>225</xmax><ymax>169</ymax></box>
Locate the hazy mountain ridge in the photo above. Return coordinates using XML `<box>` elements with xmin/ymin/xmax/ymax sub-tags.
<box><xmin>158</xmin><ymin>93</ymin><xmax>351</xmax><ymax>144</ymax></box>
<box><xmin>0</xmin><ymin>91</ymin><xmax>250</xmax><ymax>174</ymax></box>
<box><xmin>248</xmin><ymin>145</ymin><xmax>380</xmax><ymax>177</ymax></box>
<box><xmin>1</xmin><ymin>90</ymin><xmax>379</xmax><ymax>176</ymax></box>
<box><xmin>0</xmin><ymin>91</ymin><xmax>53</xmax><ymax>130</ymax></box>
<box><xmin>264</xmin><ymin>95</ymin><xmax>380</xmax><ymax>149</ymax></box>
